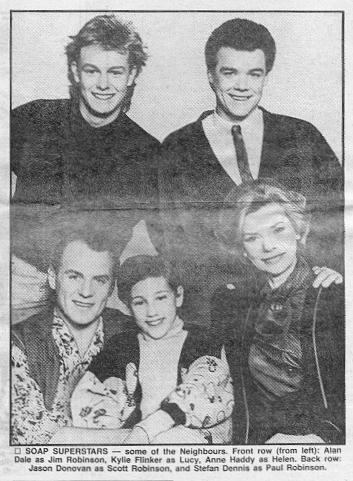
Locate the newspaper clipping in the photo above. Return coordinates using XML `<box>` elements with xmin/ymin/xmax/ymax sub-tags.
<box><xmin>2</xmin><ymin>1</ymin><xmax>352</xmax><ymax>480</ymax></box>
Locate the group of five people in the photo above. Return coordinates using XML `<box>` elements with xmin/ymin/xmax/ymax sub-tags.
<box><xmin>11</xmin><ymin>14</ymin><xmax>344</xmax><ymax>445</ymax></box>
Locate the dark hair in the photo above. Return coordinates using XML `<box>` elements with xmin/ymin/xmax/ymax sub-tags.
<box><xmin>49</xmin><ymin>226</ymin><xmax>118</xmax><ymax>276</ymax></box>
<box><xmin>66</xmin><ymin>14</ymin><xmax>148</xmax><ymax>111</ymax></box>
<box><xmin>205</xmin><ymin>18</ymin><xmax>276</xmax><ymax>73</ymax></box>
<box><xmin>217</xmin><ymin>180</ymin><xmax>310</xmax><ymax>257</ymax></box>
<box><xmin>117</xmin><ymin>255</ymin><xmax>181</xmax><ymax>306</ymax></box>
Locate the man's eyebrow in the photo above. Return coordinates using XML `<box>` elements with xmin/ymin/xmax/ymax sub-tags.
<box><xmin>81</xmin><ymin>63</ymin><xmax>99</xmax><ymax>69</ymax></box>
<box><xmin>93</xmin><ymin>274</ymin><xmax>111</xmax><ymax>281</ymax></box>
<box><xmin>220</xmin><ymin>67</ymin><xmax>238</xmax><ymax>72</ymax></box>
<box><xmin>64</xmin><ymin>269</ymin><xmax>83</xmax><ymax>276</ymax></box>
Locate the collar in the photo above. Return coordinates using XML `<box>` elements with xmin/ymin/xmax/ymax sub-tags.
<box><xmin>211</xmin><ymin>106</ymin><xmax>263</xmax><ymax>132</ymax></box>
<box><xmin>52</xmin><ymin>308</ymin><xmax>104</xmax><ymax>356</ymax></box>
<box><xmin>69</xmin><ymin>96</ymin><xmax>126</xmax><ymax>133</ymax></box>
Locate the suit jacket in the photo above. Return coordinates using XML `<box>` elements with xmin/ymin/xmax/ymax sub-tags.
<box><xmin>159</xmin><ymin>108</ymin><xmax>343</xmax><ymax>268</ymax></box>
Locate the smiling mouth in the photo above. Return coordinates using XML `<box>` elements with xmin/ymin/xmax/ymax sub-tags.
<box><xmin>262</xmin><ymin>253</ymin><xmax>285</xmax><ymax>264</ymax></box>
<box><xmin>92</xmin><ymin>93</ymin><xmax>115</xmax><ymax>100</ymax></box>
<box><xmin>146</xmin><ymin>319</ymin><xmax>164</xmax><ymax>327</ymax></box>
<box><xmin>73</xmin><ymin>300</ymin><xmax>95</xmax><ymax>308</ymax></box>
<box><xmin>229</xmin><ymin>94</ymin><xmax>251</xmax><ymax>101</ymax></box>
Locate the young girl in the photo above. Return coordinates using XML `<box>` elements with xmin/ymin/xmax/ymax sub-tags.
<box><xmin>70</xmin><ymin>255</ymin><xmax>234</xmax><ymax>444</ymax></box>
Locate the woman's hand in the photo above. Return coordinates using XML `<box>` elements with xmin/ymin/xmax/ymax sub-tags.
<box><xmin>312</xmin><ymin>266</ymin><xmax>343</xmax><ymax>288</ymax></box>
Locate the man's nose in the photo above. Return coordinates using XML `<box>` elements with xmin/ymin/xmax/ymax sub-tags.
<box><xmin>234</xmin><ymin>74</ymin><xmax>249</xmax><ymax>91</ymax></box>
<box><xmin>78</xmin><ymin>279</ymin><xmax>94</xmax><ymax>298</ymax></box>
<box><xmin>96</xmin><ymin>73</ymin><xmax>109</xmax><ymax>90</ymax></box>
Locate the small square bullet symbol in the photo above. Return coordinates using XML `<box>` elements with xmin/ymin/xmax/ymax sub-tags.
<box><xmin>14</xmin><ymin>447</ymin><xmax>21</xmax><ymax>454</ymax></box>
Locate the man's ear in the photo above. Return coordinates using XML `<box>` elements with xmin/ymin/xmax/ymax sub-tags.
<box><xmin>48</xmin><ymin>265</ymin><xmax>56</xmax><ymax>290</ymax></box>
<box><xmin>207</xmin><ymin>69</ymin><xmax>215</xmax><ymax>86</ymax></box>
<box><xmin>207</xmin><ymin>69</ymin><xmax>217</xmax><ymax>93</ymax></box>
<box><xmin>176</xmin><ymin>286</ymin><xmax>184</xmax><ymax>308</ymax></box>
<box><xmin>70</xmin><ymin>61</ymin><xmax>80</xmax><ymax>83</ymax></box>
<box><xmin>127</xmin><ymin>66</ymin><xmax>137</xmax><ymax>87</ymax></box>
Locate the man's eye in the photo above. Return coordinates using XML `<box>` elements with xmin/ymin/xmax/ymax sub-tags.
<box><xmin>96</xmin><ymin>278</ymin><xmax>108</xmax><ymax>285</ymax></box>
<box><xmin>250</xmin><ymin>72</ymin><xmax>262</xmax><ymax>78</ymax></box>
<box><xmin>244</xmin><ymin>236</ymin><xmax>256</xmax><ymax>243</ymax></box>
<box><xmin>68</xmin><ymin>274</ymin><xmax>79</xmax><ymax>280</ymax></box>
<box><xmin>110</xmin><ymin>70</ymin><xmax>124</xmax><ymax>76</ymax></box>
<box><xmin>83</xmin><ymin>68</ymin><xmax>97</xmax><ymax>74</ymax></box>
<box><xmin>274</xmin><ymin>226</ymin><xmax>285</xmax><ymax>234</ymax></box>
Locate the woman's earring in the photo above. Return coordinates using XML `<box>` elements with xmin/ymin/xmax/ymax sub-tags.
<box><xmin>243</xmin><ymin>252</ymin><xmax>248</xmax><ymax>258</ymax></box>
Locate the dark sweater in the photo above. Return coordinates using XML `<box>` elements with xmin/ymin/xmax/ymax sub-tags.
<box><xmin>12</xmin><ymin>99</ymin><xmax>160</xmax><ymax>208</ymax></box>
<box><xmin>159</xmin><ymin>108</ymin><xmax>343</xmax><ymax>269</ymax></box>
<box><xmin>11</xmin><ymin>98</ymin><xmax>162</xmax><ymax>267</ymax></box>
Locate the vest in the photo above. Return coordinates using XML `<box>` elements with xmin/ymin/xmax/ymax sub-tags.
<box><xmin>12</xmin><ymin>306</ymin><xmax>131</xmax><ymax>410</ymax></box>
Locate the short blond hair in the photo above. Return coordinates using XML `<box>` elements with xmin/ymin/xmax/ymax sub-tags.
<box><xmin>217</xmin><ymin>180</ymin><xmax>310</xmax><ymax>256</ymax></box>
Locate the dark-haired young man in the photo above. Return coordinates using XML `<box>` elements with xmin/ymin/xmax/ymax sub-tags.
<box><xmin>11</xmin><ymin>228</ymin><xmax>131</xmax><ymax>444</ymax></box>
<box><xmin>12</xmin><ymin>14</ymin><xmax>159</xmax><ymax>207</ymax></box>
<box><xmin>159</xmin><ymin>18</ymin><xmax>343</xmax><ymax>322</ymax></box>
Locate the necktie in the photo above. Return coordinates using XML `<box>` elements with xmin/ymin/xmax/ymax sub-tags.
<box><xmin>231</xmin><ymin>124</ymin><xmax>253</xmax><ymax>183</ymax></box>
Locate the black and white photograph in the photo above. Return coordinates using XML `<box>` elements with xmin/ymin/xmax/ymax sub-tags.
<box><xmin>4</xmin><ymin>2</ymin><xmax>350</xmax><ymax>478</ymax></box>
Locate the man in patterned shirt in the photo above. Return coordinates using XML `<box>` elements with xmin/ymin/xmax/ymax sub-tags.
<box><xmin>11</xmin><ymin>227</ymin><xmax>130</xmax><ymax>444</ymax></box>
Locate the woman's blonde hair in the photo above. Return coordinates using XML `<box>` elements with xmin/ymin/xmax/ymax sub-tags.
<box><xmin>216</xmin><ymin>180</ymin><xmax>310</xmax><ymax>257</ymax></box>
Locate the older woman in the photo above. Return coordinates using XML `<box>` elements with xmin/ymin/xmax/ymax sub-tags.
<box><xmin>212</xmin><ymin>180</ymin><xmax>344</xmax><ymax>444</ymax></box>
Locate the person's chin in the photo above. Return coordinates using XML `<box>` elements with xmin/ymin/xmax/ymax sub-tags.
<box><xmin>68</xmin><ymin>307</ymin><xmax>97</xmax><ymax>326</ymax></box>
<box><xmin>144</xmin><ymin>327</ymin><xmax>168</xmax><ymax>340</ymax></box>
<box><xmin>220</xmin><ymin>104</ymin><xmax>251</xmax><ymax>122</ymax></box>
<box><xmin>83</xmin><ymin>95</ymin><xmax>121</xmax><ymax>118</ymax></box>
<box><xmin>229</xmin><ymin>105</ymin><xmax>253</xmax><ymax>119</ymax></box>
<box><xmin>90</xmin><ymin>103</ymin><xmax>118</xmax><ymax>116</ymax></box>
<box><xmin>267</xmin><ymin>262</ymin><xmax>293</xmax><ymax>277</ymax></box>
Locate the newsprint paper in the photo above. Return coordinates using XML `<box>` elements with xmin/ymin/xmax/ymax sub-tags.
<box><xmin>1</xmin><ymin>0</ymin><xmax>353</xmax><ymax>480</ymax></box>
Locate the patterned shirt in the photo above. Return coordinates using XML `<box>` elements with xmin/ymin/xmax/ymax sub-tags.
<box><xmin>71</xmin><ymin>319</ymin><xmax>234</xmax><ymax>444</ymax></box>
<box><xmin>11</xmin><ymin>312</ymin><xmax>104</xmax><ymax>444</ymax></box>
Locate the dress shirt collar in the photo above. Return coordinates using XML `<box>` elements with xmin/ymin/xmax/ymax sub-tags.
<box><xmin>52</xmin><ymin>307</ymin><xmax>104</xmax><ymax>362</ymax></box>
<box><xmin>212</xmin><ymin>106</ymin><xmax>263</xmax><ymax>133</ymax></box>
